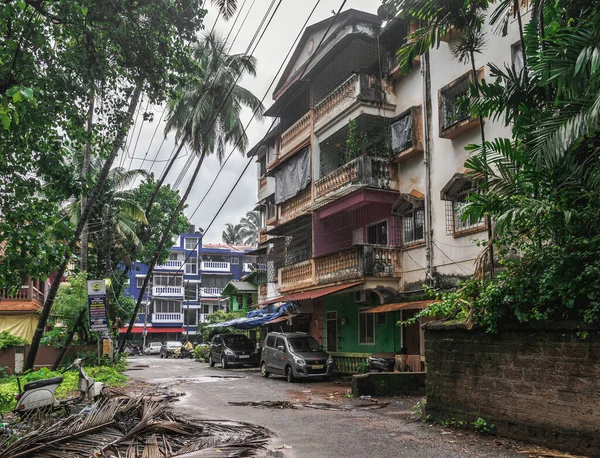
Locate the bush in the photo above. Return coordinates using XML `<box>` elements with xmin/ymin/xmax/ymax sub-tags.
<box><xmin>194</xmin><ymin>345</ymin><xmax>210</xmax><ymax>362</ymax></box>
<box><xmin>0</xmin><ymin>331</ymin><xmax>27</xmax><ymax>350</ymax></box>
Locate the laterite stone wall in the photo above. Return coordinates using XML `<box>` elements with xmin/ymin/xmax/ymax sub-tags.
<box><xmin>424</xmin><ymin>322</ymin><xmax>600</xmax><ymax>456</ymax></box>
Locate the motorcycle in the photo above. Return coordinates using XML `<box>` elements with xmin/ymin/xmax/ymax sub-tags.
<box><xmin>13</xmin><ymin>358</ymin><xmax>105</xmax><ymax>414</ymax></box>
<box><xmin>174</xmin><ymin>346</ymin><xmax>194</xmax><ymax>359</ymax></box>
<box><xmin>126</xmin><ymin>345</ymin><xmax>142</xmax><ymax>356</ymax></box>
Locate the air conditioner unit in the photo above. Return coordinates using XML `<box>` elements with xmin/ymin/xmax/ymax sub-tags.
<box><xmin>354</xmin><ymin>290</ymin><xmax>368</xmax><ymax>303</ymax></box>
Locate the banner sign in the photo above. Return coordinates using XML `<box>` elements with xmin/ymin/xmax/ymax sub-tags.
<box><xmin>87</xmin><ymin>280</ymin><xmax>109</xmax><ymax>332</ymax></box>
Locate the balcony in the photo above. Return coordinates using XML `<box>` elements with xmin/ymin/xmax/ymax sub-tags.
<box><xmin>1</xmin><ymin>285</ymin><xmax>43</xmax><ymax>305</ymax></box>
<box><xmin>313</xmin><ymin>74</ymin><xmax>395</xmax><ymax>132</ymax></box>
<box><xmin>151</xmin><ymin>286</ymin><xmax>184</xmax><ymax>297</ymax></box>
<box><xmin>278</xmin><ymin>246</ymin><xmax>401</xmax><ymax>292</ymax></box>
<box><xmin>198</xmin><ymin>313</ymin><xmax>211</xmax><ymax>323</ymax></box>
<box><xmin>315</xmin><ymin>156</ymin><xmax>393</xmax><ymax>201</ymax></box>
<box><xmin>279</xmin><ymin>111</ymin><xmax>313</xmax><ymax>161</ymax></box>
<box><xmin>199</xmin><ymin>287</ymin><xmax>223</xmax><ymax>298</ymax></box>
<box><xmin>154</xmin><ymin>260</ymin><xmax>184</xmax><ymax>270</ymax></box>
<box><xmin>200</xmin><ymin>261</ymin><xmax>231</xmax><ymax>273</ymax></box>
<box><xmin>152</xmin><ymin>313</ymin><xmax>183</xmax><ymax>323</ymax></box>
<box><xmin>278</xmin><ymin>186</ymin><xmax>312</xmax><ymax>225</ymax></box>
<box><xmin>243</xmin><ymin>263</ymin><xmax>254</xmax><ymax>272</ymax></box>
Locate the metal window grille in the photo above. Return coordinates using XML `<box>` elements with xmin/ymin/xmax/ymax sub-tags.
<box><xmin>184</xmin><ymin>238</ymin><xmax>199</xmax><ymax>250</ymax></box>
<box><xmin>367</xmin><ymin>221</ymin><xmax>387</xmax><ymax>245</ymax></box>
<box><xmin>441</xmin><ymin>76</ymin><xmax>470</xmax><ymax>130</ymax></box>
<box><xmin>285</xmin><ymin>222</ymin><xmax>312</xmax><ymax>266</ymax></box>
<box><xmin>403</xmin><ymin>209</ymin><xmax>425</xmax><ymax>244</ymax></box>
<box><xmin>391</xmin><ymin>112</ymin><xmax>413</xmax><ymax>153</ymax></box>
<box><xmin>136</xmin><ymin>276</ymin><xmax>145</xmax><ymax>288</ymax></box>
<box><xmin>153</xmin><ymin>274</ymin><xmax>183</xmax><ymax>287</ymax></box>
<box><xmin>454</xmin><ymin>189</ymin><xmax>483</xmax><ymax>232</ymax></box>
<box><xmin>184</xmin><ymin>283</ymin><xmax>197</xmax><ymax>300</ymax></box>
<box><xmin>154</xmin><ymin>300</ymin><xmax>182</xmax><ymax>313</ymax></box>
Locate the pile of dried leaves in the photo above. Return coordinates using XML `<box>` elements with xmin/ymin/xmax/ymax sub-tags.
<box><xmin>0</xmin><ymin>394</ymin><xmax>271</xmax><ymax>457</ymax></box>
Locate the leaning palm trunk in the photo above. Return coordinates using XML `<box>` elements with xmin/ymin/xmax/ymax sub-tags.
<box><xmin>24</xmin><ymin>85</ymin><xmax>142</xmax><ymax>372</ymax></box>
<box><xmin>80</xmin><ymin>86</ymin><xmax>96</xmax><ymax>272</ymax></box>
<box><xmin>119</xmin><ymin>149</ymin><xmax>207</xmax><ymax>354</ymax></box>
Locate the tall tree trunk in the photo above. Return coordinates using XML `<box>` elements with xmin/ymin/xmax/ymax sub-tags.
<box><xmin>24</xmin><ymin>85</ymin><xmax>142</xmax><ymax>372</ymax></box>
<box><xmin>52</xmin><ymin>309</ymin><xmax>86</xmax><ymax>370</ymax></box>
<box><xmin>145</xmin><ymin>135</ymin><xmax>188</xmax><ymax>215</ymax></box>
<box><xmin>119</xmin><ymin>148</ymin><xmax>206</xmax><ymax>354</ymax></box>
<box><xmin>469</xmin><ymin>51</ymin><xmax>495</xmax><ymax>279</ymax></box>
<box><xmin>80</xmin><ymin>86</ymin><xmax>96</xmax><ymax>272</ymax></box>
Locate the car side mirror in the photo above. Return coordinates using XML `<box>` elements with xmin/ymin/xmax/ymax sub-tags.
<box><xmin>319</xmin><ymin>345</ymin><xmax>324</xmax><ymax>351</ymax></box>
<box><xmin>277</xmin><ymin>345</ymin><xmax>285</xmax><ymax>352</ymax></box>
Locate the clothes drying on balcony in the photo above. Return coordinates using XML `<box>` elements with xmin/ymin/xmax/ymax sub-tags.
<box><xmin>206</xmin><ymin>303</ymin><xmax>296</xmax><ymax>330</ymax></box>
<box><xmin>274</xmin><ymin>146</ymin><xmax>311</xmax><ymax>204</ymax></box>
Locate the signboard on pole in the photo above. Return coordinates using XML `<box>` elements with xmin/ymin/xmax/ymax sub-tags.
<box><xmin>87</xmin><ymin>280</ymin><xmax>109</xmax><ymax>332</ymax></box>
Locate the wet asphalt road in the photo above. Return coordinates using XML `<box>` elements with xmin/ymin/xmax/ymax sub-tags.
<box><xmin>125</xmin><ymin>356</ymin><xmax>522</xmax><ymax>458</ymax></box>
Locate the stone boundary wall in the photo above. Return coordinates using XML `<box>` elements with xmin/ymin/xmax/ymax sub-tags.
<box><xmin>424</xmin><ymin>322</ymin><xmax>600</xmax><ymax>456</ymax></box>
<box><xmin>0</xmin><ymin>345</ymin><xmax>96</xmax><ymax>373</ymax></box>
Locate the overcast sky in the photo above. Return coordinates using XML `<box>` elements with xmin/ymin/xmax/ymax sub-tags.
<box><xmin>116</xmin><ymin>0</ymin><xmax>381</xmax><ymax>244</ymax></box>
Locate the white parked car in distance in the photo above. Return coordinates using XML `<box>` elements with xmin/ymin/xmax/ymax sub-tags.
<box><xmin>144</xmin><ymin>342</ymin><xmax>162</xmax><ymax>355</ymax></box>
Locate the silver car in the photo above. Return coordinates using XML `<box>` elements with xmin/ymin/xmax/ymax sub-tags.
<box><xmin>260</xmin><ymin>332</ymin><xmax>333</xmax><ymax>382</ymax></box>
<box><xmin>144</xmin><ymin>342</ymin><xmax>162</xmax><ymax>355</ymax></box>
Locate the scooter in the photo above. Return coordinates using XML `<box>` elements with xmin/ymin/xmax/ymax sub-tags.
<box><xmin>13</xmin><ymin>358</ymin><xmax>105</xmax><ymax>414</ymax></box>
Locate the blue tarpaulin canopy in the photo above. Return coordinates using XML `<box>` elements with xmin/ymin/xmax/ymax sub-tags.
<box><xmin>206</xmin><ymin>303</ymin><xmax>296</xmax><ymax>329</ymax></box>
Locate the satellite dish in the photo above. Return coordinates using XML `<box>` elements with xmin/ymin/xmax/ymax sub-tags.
<box><xmin>377</xmin><ymin>5</ymin><xmax>391</xmax><ymax>21</ymax></box>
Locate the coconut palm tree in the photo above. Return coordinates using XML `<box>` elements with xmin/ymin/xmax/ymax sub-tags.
<box><xmin>222</xmin><ymin>223</ymin><xmax>245</xmax><ymax>245</ymax></box>
<box><xmin>240</xmin><ymin>211</ymin><xmax>260</xmax><ymax>246</ymax></box>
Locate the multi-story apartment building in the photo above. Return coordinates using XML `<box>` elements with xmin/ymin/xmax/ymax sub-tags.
<box><xmin>250</xmin><ymin>8</ymin><xmax>522</xmax><ymax>370</ymax></box>
<box><xmin>122</xmin><ymin>226</ymin><xmax>255</xmax><ymax>342</ymax></box>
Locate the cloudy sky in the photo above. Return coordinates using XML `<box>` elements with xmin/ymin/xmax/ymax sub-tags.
<box><xmin>116</xmin><ymin>0</ymin><xmax>381</xmax><ymax>244</ymax></box>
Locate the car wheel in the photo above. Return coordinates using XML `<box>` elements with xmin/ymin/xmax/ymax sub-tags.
<box><xmin>260</xmin><ymin>362</ymin><xmax>269</xmax><ymax>378</ymax></box>
<box><xmin>285</xmin><ymin>366</ymin><xmax>295</xmax><ymax>383</ymax></box>
<box><xmin>221</xmin><ymin>355</ymin><xmax>228</xmax><ymax>369</ymax></box>
<box><xmin>209</xmin><ymin>354</ymin><xmax>215</xmax><ymax>367</ymax></box>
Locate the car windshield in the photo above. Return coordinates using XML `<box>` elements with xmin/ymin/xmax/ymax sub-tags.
<box><xmin>150</xmin><ymin>343</ymin><xmax>160</xmax><ymax>347</ymax></box>
<box><xmin>223</xmin><ymin>335</ymin><xmax>251</xmax><ymax>347</ymax></box>
<box><xmin>166</xmin><ymin>342</ymin><xmax>182</xmax><ymax>348</ymax></box>
<box><xmin>287</xmin><ymin>337</ymin><xmax>321</xmax><ymax>353</ymax></box>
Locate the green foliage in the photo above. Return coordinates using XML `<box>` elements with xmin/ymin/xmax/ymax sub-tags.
<box><xmin>200</xmin><ymin>310</ymin><xmax>238</xmax><ymax>342</ymax></box>
<box><xmin>345</xmin><ymin>119</ymin><xmax>368</xmax><ymax>161</ymax></box>
<box><xmin>472</xmin><ymin>417</ymin><xmax>495</xmax><ymax>435</ymax></box>
<box><xmin>439</xmin><ymin>417</ymin><xmax>468</xmax><ymax>428</ymax></box>
<box><xmin>412</xmin><ymin>399</ymin><xmax>430</xmax><ymax>422</ymax></box>
<box><xmin>194</xmin><ymin>345</ymin><xmax>210</xmax><ymax>362</ymax></box>
<box><xmin>0</xmin><ymin>331</ymin><xmax>27</xmax><ymax>350</ymax></box>
<box><xmin>44</xmin><ymin>273</ymin><xmax>88</xmax><ymax>345</ymax></box>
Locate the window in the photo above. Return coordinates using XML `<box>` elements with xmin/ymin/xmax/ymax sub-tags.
<box><xmin>266</xmin><ymin>196</ymin><xmax>276</xmax><ymax>221</ymax></box>
<box><xmin>169</xmin><ymin>253</ymin><xmax>179</xmax><ymax>261</ymax></box>
<box><xmin>275</xmin><ymin>337</ymin><xmax>286</xmax><ymax>351</ymax></box>
<box><xmin>136</xmin><ymin>276</ymin><xmax>146</xmax><ymax>288</ymax></box>
<box><xmin>453</xmin><ymin>189</ymin><xmax>484</xmax><ymax>233</ymax></box>
<box><xmin>266</xmin><ymin>336</ymin><xmax>276</xmax><ymax>348</ymax></box>
<box><xmin>154</xmin><ymin>300</ymin><xmax>182</xmax><ymax>313</ymax></box>
<box><xmin>185</xmin><ymin>237</ymin><xmax>199</xmax><ymax>250</ymax></box>
<box><xmin>185</xmin><ymin>283</ymin><xmax>198</xmax><ymax>300</ymax></box>
<box><xmin>258</xmin><ymin>156</ymin><xmax>267</xmax><ymax>177</ymax></box>
<box><xmin>511</xmin><ymin>42</ymin><xmax>525</xmax><ymax>75</ymax></box>
<box><xmin>359</xmin><ymin>309</ymin><xmax>375</xmax><ymax>344</ymax></box>
<box><xmin>184</xmin><ymin>309</ymin><xmax>197</xmax><ymax>325</ymax></box>
<box><xmin>376</xmin><ymin>313</ymin><xmax>387</xmax><ymax>325</ymax></box>
<box><xmin>230</xmin><ymin>256</ymin><xmax>239</xmax><ymax>265</ymax></box>
<box><xmin>267</xmin><ymin>142</ymin><xmax>277</xmax><ymax>164</ymax></box>
<box><xmin>202</xmin><ymin>275</ymin><xmax>230</xmax><ymax>288</ymax></box>
<box><xmin>404</xmin><ymin>209</ymin><xmax>425</xmax><ymax>244</ymax></box>
<box><xmin>185</xmin><ymin>256</ymin><xmax>198</xmax><ymax>275</ymax></box>
<box><xmin>202</xmin><ymin>303</ymin><xmax>210</xmax><ymax>314</ymax></box>
<box><xmin>440</xmin><ymin>75</ymin><xmax>470</xmax><ymax>131</ymax></box>
<box><xmin>124</xmin><ymin>278</ymin><xmax>131</xmax><ymax>287</ymax></box>
<box><xmin>367</xmin><ymin>221</ymin><xmax>388</xmax><ymax>245</ymax></box>
<box><xmin>152</xmin><ymin>274</ymin><xmax>183</xmax><ymax>287</ymax></box>
<box><xmin>391</xmin><ymin>112</ymin><xmax>413</xmax><ymax>153</ymax></box>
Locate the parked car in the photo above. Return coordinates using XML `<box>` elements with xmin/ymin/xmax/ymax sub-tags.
<box><xmin>260</xmin><ymin>332</ymin><xmax>333</xmax><ymax>382</ymax></box>
<box><xmin>208</xmin><ymin>334</ymin><xmax>259</xmax><ymax>368</ymax></box>
<box><xmin>144</xmin><ymin>342</ymin><xmax>162</xmax><ymax>355</ymax></box>
<box><xmin>160</xmin><ymin>341</ymin><xmax>182</xmax><ymax>359</ymax></box>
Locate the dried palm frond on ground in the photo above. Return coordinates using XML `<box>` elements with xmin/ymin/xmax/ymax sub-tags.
<box><xmin>228</xmin><ymin>400</ymin><xmax>389</xmax><ymax>411</ymax></box>
<box><xmin>0</xmin><ymin>395</ymin><xmax>271</xmax><ymax>458</ymax></box>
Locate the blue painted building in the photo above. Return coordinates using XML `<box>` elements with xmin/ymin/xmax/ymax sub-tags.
<box><xmin>121</xmin><ymin>226</ymin><xmax>255</xmax><ymax>342</ymax></box>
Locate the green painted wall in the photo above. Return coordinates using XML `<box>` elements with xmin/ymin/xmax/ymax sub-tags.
<box><xmin>231</xmin><ymin>296</ymin><xmax>240</xmax><ymax>312</ymax></box>
<box><xmin>323</xmin><ymin>293</ymin><xmax>402</xmax><ymax>354</ymax></box>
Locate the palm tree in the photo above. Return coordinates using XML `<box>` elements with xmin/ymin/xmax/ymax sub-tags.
<box><xmin>240</xmin><ymin>211</ymin><xmax>260</xmax><ymax>246</ymax></box>
<box><xmin>222</xmin><ymin>223</ymin><xmax>245</xmax><ymax>245</ymax></box>
<box><xmin>146</xmin><ymin>32</ymin><xmax>264</xmax><ymax>211</ymax></box>
<box><xmin>211</xmin><ymin>0</ymin><xmax>238</xmax><ymax>20</ymax></box>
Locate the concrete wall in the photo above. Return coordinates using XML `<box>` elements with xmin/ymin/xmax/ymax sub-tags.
<box><xmin>424</xmin><ymin>322</ymin><xmax>600</xmax><ymax>456</ymax></box>
<box><xmin>0</xmin><ymin>345</ymin><xmax>97</xmax><ymax>373</ymax></box>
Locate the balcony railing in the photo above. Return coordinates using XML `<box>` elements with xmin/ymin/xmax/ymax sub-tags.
<box><xmin>278</xmin><ymin>186</ymin><xmax>312</xmax><ymax>225</ymax></box>
<box><xmin>152</xmin><ymin>313</ymin><xmax>183</xmax><ymax>323</ymax></box>
<box><xmin>200</xmin><ymin>287</ymin><xmax>223</xmax><ymax>297</ymax></box>
<box><xmin>151</xmin><ymin>286</ymin><xmax>184</xmax><ymax>297</ymax></box>
<box><xmin>155</xmin><ymin>260</ymin><xmax>184</xmax><ymax>270</ymax></box>
<box><xmin>243</xmin><ymin>263</ymin><xmax>254</xmax><ymax>272</ymax></box>
<box><xmin>1</xmin><ymin>286</ymin><xmax>43</xmax><ymax>304</ymax></box>
<box><xmin>315</xmin><ymin>156</ymin><xmax>392</xmax><ymax>200</ymax></box>
<box><xmin>198</xmin><ymin>313</ymin><xmax>210</xmax><ymax>323</ymax></box>
<box><xmin>200</xmin><ymin>261</ymin><xmax>231</xmax><ymax>273</ymax></box>
<box><xmin>278</xmin><ymin>246</ymin><xmax>401</xmax><ymax>292</ymax></box>
<box><xmin>280</xmin><ymin>111</ymin><xmax>313</xmax><ymax>160</ymax></box>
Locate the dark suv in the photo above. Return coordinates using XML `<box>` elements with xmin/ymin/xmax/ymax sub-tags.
<box><xmin>208</xmin><ymin>333</ymin><xmax>259</xmax><ymax>368</ymax></box>
<box><xmin>260</xmin><ymin>332</ymin><xmax>333</xmax><ymax>382</ymax></box>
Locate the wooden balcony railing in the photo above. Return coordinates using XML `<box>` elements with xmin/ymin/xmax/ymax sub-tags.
<box><xmin>278</xmin><ymin>246</ymin><xmax>402</xmax><ymax>292</ymax></box>
<box><xmin>279</xmin><ymin>259</ymin><xmax>314</xmax><ymax>293</ymax></box>
<box><xmin>315</xmin><ymin>156</ymin><xmax>392</xmax><ymax>200</ymax></box>
<box><xmin>278</xmin><ymin>185</ymin><xmax>312</xmax><ymax>225</ymax></box>
<box><xmin>1</xmin><ymin>286</ymin><xmax>43</xmax><ymax>305</ymax></box>
<box><xmin>258</xmin><ymin>229</ymin><xmax>268</xmax><ymax>244</ymax></box>
<box><xmin>280</xmin><ymin>111</ymin><xmax>313</xmax><ymax>160</ymax></box>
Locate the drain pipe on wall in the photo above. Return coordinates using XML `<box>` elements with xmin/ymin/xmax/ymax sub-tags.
<box><xmin>421</xmin><ymin>50</ymin><xmax>435</xmax><ymax>287</ymax></box>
